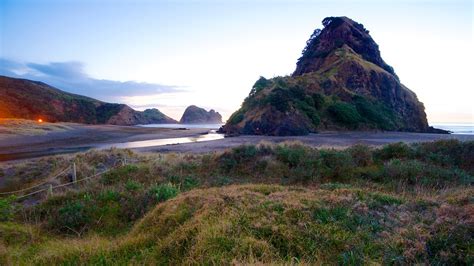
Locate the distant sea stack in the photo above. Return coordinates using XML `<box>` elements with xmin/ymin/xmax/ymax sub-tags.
<box><xmin>0</xmin><ymin>75</ymin><xmax>177</xmax><ymax>125</ymax></box>
<box><xmin>180</xmin><ymin>105</ymin><xmax>223</xmax><ymax>124</ymax></box>
<box><xmin>220</xmin><ymin>16</ymin><xmax>444</xmax><ymax>136</ymax></box>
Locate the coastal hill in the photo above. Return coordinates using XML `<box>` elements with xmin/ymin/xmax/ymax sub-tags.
<box><xmin>180</xmin><ymin>105</ymin><xmax>223</xmax><ymax>124</ymax></box>
<box><xmin>221</xmin><ymin>17</ymin><xmax>442</xmax><ymax>136</ymax></box>
<box><xmin>0</xmin><ymin>75</ymin><xmax>176</xmax><ymax>125</ymax></box>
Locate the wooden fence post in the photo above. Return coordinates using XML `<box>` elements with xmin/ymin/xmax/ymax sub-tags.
<box><xmin>72</xmin><ymin>163</ymin><xmax>77</xmax><ymax>183</ymax></box>
<box><xmin>47</xmin><ymin>184</ymin><xmax>53</xmax><ymax>197</ymax></box>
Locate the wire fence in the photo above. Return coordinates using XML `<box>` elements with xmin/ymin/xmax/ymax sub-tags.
<box><xmin>0</xmin><ymin>166</ymin><xmax>71</xmax><ymax>196</ymax></box>
<box><xmin>1</xmin><ymin>156</ymin><xmax>142</xmax><ymax>201</ymax></box>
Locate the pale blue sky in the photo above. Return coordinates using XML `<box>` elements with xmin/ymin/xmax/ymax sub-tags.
<box><xmin>1</xmin><ymin>0</ymin><xmax>472</xmax><ymax>122</ymax></box>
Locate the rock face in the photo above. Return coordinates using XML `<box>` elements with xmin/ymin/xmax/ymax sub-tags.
<box><xmin>221</xmin><ymin>16</ymin><xmax>439</xmax><ymax>136</ymax></box>
<box><xmin>180</xmin><ymin>105</ymin><xmax>222</xmax><ymax>124</ymax></box>
<box><xmin>0</xmin><ymin>76</ymin><xmax>177</xmax><ymax>125</ymax></box>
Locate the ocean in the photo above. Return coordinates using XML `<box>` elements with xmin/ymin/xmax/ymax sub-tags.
<box><xmin>431</xmin><ymin>123</ymin><xmax>474</xmax><ymax>135</ymax></box>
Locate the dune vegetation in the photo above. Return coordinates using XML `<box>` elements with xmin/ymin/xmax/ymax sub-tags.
<box><xmin>0</xmin><ymin>139</ymin><xmax>473</xmax><ymax>264</ymax></box>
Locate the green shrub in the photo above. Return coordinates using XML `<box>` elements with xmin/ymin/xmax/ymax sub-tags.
<box><xmin>99</xmin><ymin>190</ymin><xmax>121</xmax><ymax>202</ymax></box>
<box><xmin>227</xmin><ymin>110</ymin><xmax>245</xmax><ymax>125</ymax></box>
<box><xmin>267</xmin><ymin>88</ymin><xmax>291</xmax><ymax>112</ymax></box>
<box><xmin>312</xmin><ymin>93</ymin><xmax>325</xmax><ymax>110</ymax></box>
<box><xmin>181</xmin><ymin>176</ymin><xmax>200</xmax><ymax>191</ymax></box>
<box><xmin>295</xmin><ymin>100</ymin><xmax>320</xmax><ymax>126</ymax></box>
<box><xmin>125</xmin><ymin>179</ymin><xmax>143</xmax><ymax>191</ymax></box>
<box><xmin>347</xmin><ymin>144</ymin><xmax>373</xmax><ymax>167</ymax></box>
<box><xmin>413</xmin><ymin>140</ymin><xmax>474</xmax><ymax>172</ymax></box>
<box><xmin>374</xmin><ymin>142</ymin><xmax>413</xmax><ymax>161</ymax></box>
<box><xmin>232</xmin><ymin>145</ymin><xmax>258</xmax><ymax>161</ymax></box>
<box><xmin>353</xmin><ymin>95</ymin><xmax>396</xmax><ymax>130</ymax></box>
<box><xmin>249</xmin><ymin>76</ymin><xmax>270</xmax><ymax>97</ymax></box>
<box><xmin>367</xmin><ymin>192</ymin><xmax>404</xmax><ymax>208</ymax></box>
<box><xmin>213</xmin><ymin>176</ymin><xmax>232</xmax><ymax>186</ymax></box>
<box><xmin>0</xmin><ymin>196</ymin><xmax>16</xmax><ymax>222</ymax></box>
<box><xmin>168</xmin><ymin>176</ymin><xmax>200</xmax><ymax>191</ymax></box>
<box><xmin>101</xmin><ymin>165</ymin><xmax>139</xmax><ymax>184</ymax></box>
<box><xmin>319</xmin><ymin>150</ymin><xmax>354</xmax><ymax>180</ymax></box>
<box><xmin>427</xmin><ymin>223</ymin><xmax>473</xmax><ymax>265</ymax></box>
<box><xmin>379</xmin><ymin>159</ymin><xmax>471</xmax><ymax>187</ymax></box>
<box><xmin>275</xmin><ymin>144</ymin><xmax>308</xmax><ymax>168</ymax></box>
<box><xmin>55</xmin><ymin>200</ymin><xmax>91</xmax><ymax>234</ymax></box>
<box><xmin>327</xmin><ymin>101</ymin><xmax>361</xmax><ymax>127</ymax></box>
<box><xmin>149</xmin><ymin>183</ymin><xmax>179</xmax><ymax>202</ymax></box>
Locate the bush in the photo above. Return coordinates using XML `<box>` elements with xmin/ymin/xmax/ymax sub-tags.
<box><xmin>232</xmin><ymin>145</ymin><xmax>258</xmax><ymax>161</ymax></box>
<box><xmin>0</xmin><ymin>196</ymin><xmax>15</xmax><ymax>222</ymax></box>
<box><xmin>319</xmin><ymin>150</ymin><xmax>354</xmax><ymax>180</ymax></box>
<box><xmin>227</xmin><ymin>109</ymin><xmax>245</xmax><ymax>125</ymax></box>
<box><xmin>353</xmin><ymin>95</ymin><xmax>396</xmax><ymax>130</ymax></box>
<box><xmin>149</xmin><ymin>183</ymin><xmax>179</xmax><ymax>202</ymax></box>
<box><xmin>55</xmin><ymin>200</ymin><xmax>91</xmax><ymax>234</ymax></box>
<box><xmin>381</xmin><ymin>159</ymin><xmax>472</xmax><ymax>187</ymax></box>
<box><xmin>327</xmin><ymin>101</ymin><xmax>361</xmax><ymax>127</ymax></box>
<box><xmin>249</xmin><ymin>76</ymin><xmax>270</xmax><ymax>97</ymax></box>
<box><xmin>267</xmin><ymin>88</ymin><xmax>291</xmax><ymax>112</ymax></box>
<box><xmin>312</xmin><ymin>93</ymin><xmax>325</xmax><ymax>110</ymax></box>
<box><xmin>427</xmin><ymin>223</ymin><xmax>473</xmax><ymax>264</ymax></box>
<box><xmin>125</xmin><ymin>179</ymin><xmax>143</xmax><ymax>191</ymax></box>
<box><xmin>99</xmin><ymin>190</ymin><xmax>121</xmax><ymax>202</ymax></box>
<box><xmin>168</xmin><ymin>176</ymin><xmax>200</xmax><ymax>191</ymax></box>
<box><xmin>347</xmin><ymin>144</ymin><xmax>373</xmax><ymax>167</ymax></box>
<box><xmin>101</xmin><ymin>165</ymin><xmax>139</xmax><ymax>184</ymax></box>
<box><xmin>374</xmin><ymin>142</ymin><xmax>412</xmax><ymax>161</ymax></box>
<box><xmin>275</xmin><ymin>144</ymin><xmax>308</xmax><ymax>168</ymax></box>
<box><xmin>412</xmin><ymin>140</ymin><xmax>474</xmax><ymax>172</ymax></box>
<box><xmin>295</xmin><ymin>100</ymin><xmax>320</xmax><ymax>126</ymax></box>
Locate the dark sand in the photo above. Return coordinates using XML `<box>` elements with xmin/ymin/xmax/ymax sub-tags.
<box><xmin>0</xmin><ymin>123</ymin><xmax>209</xmax><ymax>161</ymax></box>
<box><xmin>139</xmin><ymin>131</ymin><xmax>474</xmax><ymax>153</ymax></box>
<box><xmin>1</xmin><ymin>122</ymin><xmax>473</xmax><ymax>162</ymax></box>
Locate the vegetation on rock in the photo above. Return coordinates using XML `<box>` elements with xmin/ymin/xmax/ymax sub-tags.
<box><xmin>221</xmin><ymin>16</ymin><xmax>439</xmax><ymax>135</ymax></box>
<box><xmin>0</xmin><ymin>76</ymin><xmax>176</xmax><ymax>125</ymax></box>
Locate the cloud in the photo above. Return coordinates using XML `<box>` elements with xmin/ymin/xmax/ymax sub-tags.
<box><xmin>27</xmin><ymin>61</ymin><xmax>87</xmax><ymax>80</ymax></box>
<box><xmin>0</xmin><ymin>58</ymin><xmax>182</xmax><ymax>102</ymax></box>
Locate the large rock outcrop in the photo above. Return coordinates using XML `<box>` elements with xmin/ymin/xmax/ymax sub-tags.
<box><xmin>180</xmin><ymin>105</ymin><xmax>222</xmax><ymax>124</ymax></box>
<box><xmin>221</xmin><ymin>16</ymin><xmax>440</xmax><ymax>136</ymax></box>
<box><xmin>0</xmin><ymin>75</ymin><xmax>177</xmax><ymax>125</ymax></box>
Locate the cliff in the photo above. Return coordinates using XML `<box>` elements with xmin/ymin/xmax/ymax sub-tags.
<box><xmin>0</xmin><ymin>76</ymin><xmax>176</xmax><ymax>125</ymax></box>
<box><xmin>221</xmin><ymin>17</ymin><xmax>443</xmax><ymax>135</ymax></box>
<box><xmin>180</xmin><ymin>105</ymin><xmax>223</xmax><ymax>124</ymax></box>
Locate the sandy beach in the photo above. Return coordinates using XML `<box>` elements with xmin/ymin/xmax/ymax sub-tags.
<box><xmin>0</xmin><ymin>121</ymin><xmax>209</xmax><ymax>161</ymax></box>
<box><xmin>0</xmin><ymin>120</ymin><xmax>473</xmax><ymax>162</ymax></box>
<box><xmin>140</xmin><ymin>131</ymin><xmax>474</xmax><ymax>153</ymax></box>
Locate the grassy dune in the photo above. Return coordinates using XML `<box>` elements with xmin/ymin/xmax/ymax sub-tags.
<box><xmin>0</xmin><ymin>118</ymin><xmax>72</xmax><ymax>136</ymax></box>
<box><xmin>1</xmin><ymin>140</ymin><xmax>473</xmax><ymax>264</ymax></box>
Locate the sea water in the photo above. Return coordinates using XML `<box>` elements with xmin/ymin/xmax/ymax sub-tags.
<box><xmin>99</xmin><ymin>123</ymin><xmax>225</xmax><ymax>149</ymax></box>
<box><xmin>431</xmin><ymin>123</ymin><xmax>474</xmax><ymax>135</ymax></box>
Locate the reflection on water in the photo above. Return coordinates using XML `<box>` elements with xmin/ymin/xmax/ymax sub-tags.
<box><xmin>139</xmin><ymin>123</ymin><xmax>223</xmax><ymax>129</ymax></box>
<box><xmin>99</xmin><ymin>132</ymin><xmax>225</xmax><ymax>149</ymax></box>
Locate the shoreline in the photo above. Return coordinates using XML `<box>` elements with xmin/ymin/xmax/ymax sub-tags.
<box><xmin>1</xmin><ymin>122</ymin><xmax>473</xmax><ymax>162</ymax></box>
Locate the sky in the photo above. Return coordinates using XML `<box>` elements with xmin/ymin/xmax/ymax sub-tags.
<box><xmin>0</xmin><ymin>0</ymin><xmax>472</xmax><ymax>123</ymax></box>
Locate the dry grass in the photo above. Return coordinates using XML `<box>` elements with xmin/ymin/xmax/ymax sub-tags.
<box><xmin>3</xmin><ymin>184</ymin><xmax>473</xmax><ymax>264</ymax></box>
<box><xmin>0</xmin><ymin>140</ymin><xmax>472</xmax><ymax>264</ymax></box>
<box><xmin>0</xmin><ymin>118</ymin><xmax>72</xmax><ymax>136</ymax></box>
